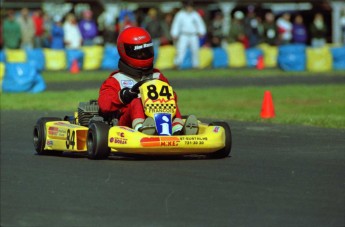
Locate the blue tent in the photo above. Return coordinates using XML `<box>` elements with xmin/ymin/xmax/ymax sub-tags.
<box><xmin>2</xmin><ymin>62</ymin><xmax>46</xmax><ymax>93</ymax></box>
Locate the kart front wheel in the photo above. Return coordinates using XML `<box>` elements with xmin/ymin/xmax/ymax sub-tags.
<box><xmin>33</xmin><ymin>117</ymin><xmax>62</xmax><ymax>155</ymax></box>
<box><xmin>87</xmin><ymin>122</ymin><xmax>110</xmax><ymax>160</ymax></box>
<box><xmin>207</xmin><ymin>122</ymin><xmax>232</xmax><ymax>159</ymax></box>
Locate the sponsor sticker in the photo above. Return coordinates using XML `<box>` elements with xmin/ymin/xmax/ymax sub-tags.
<box><xmin>110</xmin><ymin>137</ymin><xmax>127</xmax><ymax>144</ymax></box>
<box><xmin>134</xmin><ymin>35</ymin><xmax>146</xmax><ymax>41</ymax></box>
<box><xmin>213</xmin><ymin>126</ymin><xmax>220</xmax><ymax>133</ymax></box>
<box><xmin>133</xmin><ymin>42</ymin><xmax>153</xmax><ymax>50</ymax></box>
<box><xmin>121</xmin><ymin>80</ymin><xmax>134</xmax><ymax>88</ymax></box>
<box><xmin>48</xmin><ymin>127</ymin><xmax>59</xmax><ymax>135</ymax></box>
<box><xmin>154</xmin><ymin>113</ymin><xmax>172</xmax><ymax>136</ymax></box>
<box><xmin>140</xmin><ymin>137</ymin><xmax>180</xmax><ymax>147</ymax></box>
<box><xmin>46</xmin><ymin>140</ymin><xmax>53</xmax><ymax>146</ymax></box>
<box><xmin>117</xmin><ymin>132</ymin><xmax>125</xmax><ymax>137</ymax></box>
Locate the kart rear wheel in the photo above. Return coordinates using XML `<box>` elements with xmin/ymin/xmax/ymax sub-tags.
<box><xmin>207</xmin><ymin>122</ymin><xmax>232</xmax><ymax>159</ymax></box>
<box><xmin>33</xmin><ymin>117</ymin><xmax>62</xmax><ymax>155</ymax></box>
<box><xmin>87</xmin><ymin>122</ymin><xmax>110</xmax><ymax>160</ymax></box>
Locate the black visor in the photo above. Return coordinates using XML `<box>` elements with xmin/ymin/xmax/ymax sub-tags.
<box><xmin>124</xmin><ymin>42</ymin><xmax>154</xmax><ymax>60</ymax></box>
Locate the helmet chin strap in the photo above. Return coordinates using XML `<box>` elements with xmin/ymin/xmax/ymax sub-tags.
<box><xmin>118</xmin><ymin>59</ymin><xmax>153</xmax><ymax>80</ymax></box>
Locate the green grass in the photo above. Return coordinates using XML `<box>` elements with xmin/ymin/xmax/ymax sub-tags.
<box><xmin>2</xmin><ymin>84</ymin><xmax>344</xmax><ymax>128</ymax></box>
<box><xmin>176</xmin><ymin>85</ymin><xmax>345</xmax><ymax>128</ymax></box>
<box><xmin>42</xmin><ymin>68</ymin><xmax>345</xmax><ymax>83</ymax></box>
<box><xmin>1</xmin><ymin>89</ymin><xmax>99</xmax><ymax>110</ymax></box>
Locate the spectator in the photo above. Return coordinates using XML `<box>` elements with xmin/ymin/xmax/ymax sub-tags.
<box><xmin>160</xmin><ymin>12</ymin><xmax>173</xmax><ymax>45</ymax></box>
<box><xmin>32</xmin><ymin>9</ymin><xmax>45</xmax><ymax>48</ymax></box>
<box><xmin>79</xmin><ymin>10</ymin><xmax>98</xmax><ymax>46</ymax></box>
<box><xmin>50</xmin><ymin>15</ymin><xmax>64</xmax><ymax>49</ymax></box>
<box><xmin>209</xmin><ymin>11</ymin><xmax>224</xmax><ymax>47</ymax></box>
<box><xmin>197</xmin><ymin>8</ymin><xmax>207</xmax><ymax>47</ymax></box>
<box><xmin>170</xmin><ymin>0</ymin><xmax>206</xmax><ymax>69</ymax></box>
<box><xmin>244</xmin><ymin>6</ymin><xmax>262</xmax><ymax>47</ymax></box>
<box><xmin>2</xmin><ymin>10</ymin><xmax>21</xmax><ymax>49</ymax></box>
<box><xmin>341</xmin><ymin>8</ymin><xmax>345</xmax><ymax>44</ymax></box>
<box><xmin>42</xmin><ymin>13</ymin><xmax>52</xmax><ymax>48</ymax></box>
<box><xmin>292</xmin><ymin>14</ymin><xmax>307</xmax><ymax>44</ymax></box>
<box><xmin>262</xmin><ymin>12</ymin><xmax>278</xmax><ymax>46</ymax></box>
<box><xmin>310</xmin><ymin>13</ymin><xmax>327</xmax><ymax>47</ymax></box>
<box><xmin>141</xmin><ymin>8</ymin><xmax>164</xmax><ymax>59</ymax></box>
<box><xmin>63</xmin><ymin>13</ymin><xmax>82</xmax><ymax>49</ymax></box>
<box><xmin>97</xmin><ymin>8</ymin><xmax>117</xmax><ymax>45</ymax></box>
<box><xmin>276</xmin><ymin>13</ymin><xmax>292</xmax><ymax>45</ymax></box>
<box><xmin>0</xmin><ymin>20</ymin><xmax>3</xmax><ymax>49</ymax></box>
<box><xmin>118</xmin><ymin>10</ymin><xmax>137</xmax><ymax>31</ymax></box>
<box><xmin>17</xmin><ymin>8</ymin><xmax>35</xmax><ymax>49</ymax></box>
<box><xmin>228</xmin><ymin>11</ymin><xmax>248</xmax><ymax>48</ymax></box>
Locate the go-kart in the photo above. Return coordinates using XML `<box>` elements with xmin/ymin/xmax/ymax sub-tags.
<box><xmin>33</xmin><ymin>79</ymin><xmax>232</xmax><ymax>159</ymax></box>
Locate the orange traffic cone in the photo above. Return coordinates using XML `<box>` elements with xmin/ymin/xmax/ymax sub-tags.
<box><xmin>260</xmin><ymin>90</ymin><xmax>275</xmax><ymax>119</ymax></box>
<box><xmin>256</xmin><ymin>55</ymin><xmax>264</xmax><ymax>70</ymax></box>
<box><xmin>70</xmin><ymin>59</ymin><xmax>80</xmax><ymax>74</ymax></box>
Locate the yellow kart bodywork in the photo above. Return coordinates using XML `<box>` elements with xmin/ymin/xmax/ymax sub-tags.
<box><xmin>40</xmin><ymin>120</ymin><xmax>226</xmax><ymax>156</ymax></box>
<box><xmin>107</xmin><ymin>122</ymin><xmax>226</xmax><ymax>156</ymax></box>
<box><xmin>43</xmin><ymin>121</ymin><xmax>88</xmax><ymax>152</ymax></box>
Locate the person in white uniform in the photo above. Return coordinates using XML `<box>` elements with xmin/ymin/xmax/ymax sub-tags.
<box><xmin>63</xmin><ymin>13</ymin><xmax>82</xmax><ymax>49</ymax></box>
<box><xmin>170</xmin><ymin>1</ymin><xmax>206</xmax><ymax>69</ymax></box>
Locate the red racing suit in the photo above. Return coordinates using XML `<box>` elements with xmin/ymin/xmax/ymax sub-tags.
<box><xmin>98</xmin><ymin>69</ymin><xmax>183</xmax><ymax>129</ymax></box>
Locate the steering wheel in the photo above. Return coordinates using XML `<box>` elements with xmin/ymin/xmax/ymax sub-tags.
<box><xmin>130</xmin><ymin>78</ymin><xmax>155</xmax><ymax>93</ymax></box>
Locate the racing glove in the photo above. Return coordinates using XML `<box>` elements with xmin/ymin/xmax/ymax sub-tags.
<box><xmin>119</xmin><ymin>87</ymin><xmax>138</xmax><ymax>105</ymax></box>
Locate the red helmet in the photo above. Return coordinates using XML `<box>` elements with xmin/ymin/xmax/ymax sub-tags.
<box><xmin>117</xmin><ymin>27</ymin><xmax>154</xmax><ymax>69</ymax></box>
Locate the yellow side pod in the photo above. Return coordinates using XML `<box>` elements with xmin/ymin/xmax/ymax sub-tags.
<box><xmin>44</xmin><ymin>121</ymin><xmax>88</xmax><ymax>152</ymax></box>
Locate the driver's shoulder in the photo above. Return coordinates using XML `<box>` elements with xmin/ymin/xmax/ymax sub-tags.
<box><xmin>112</xmin><ymin>72</ymin><xmax>136</xmax><ymax>81</ymax></box>
<box><xmin>153</xmin><ymin>68</ymin><xmax>168</xmax><ymax>81</ymax></box>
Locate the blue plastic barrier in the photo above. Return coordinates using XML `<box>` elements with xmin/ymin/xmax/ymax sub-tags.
<box><xmin>1</xmin><ymin>45</ymin><xmax>342</xmax><ymax>72</ymax></box>
<box><xmin>101</xmin><ymin>45</ymin><xmax>120</xmax><ymax>70</ymax></box>
<box><xmin>66</xmin><ymin>49</ymin><xmax>84</xmax><ymax>70</ymax></box>
<box><xmin>331</xmin><ymin>46</ymin><xmax>345</xmax><ymax>70</ymax></box>
<box><xmin>180</xmin><ymin>49</ymin><xmax>192</xmax><ymax>69</ymax></box>
<box><xmin>0</xmin><ymin>50</ymin><xmax>5</xmax><ymax>62</ymax></box>
<box><xmin>26</xmin><ymin>48</ymin><xmax>45</xmax><ymax>71</ymax></box>
<box><xmin>212</xmin><ymin>47</ymin><xmax>228</xmax><ymax>68</ymax></box>
<box><xmin>246</xmin><ymin>48</ymin><xmax>263</xmax><ymax>68</ymax></box>
<box><xmin>278</xmin><ymin>44</ymin><xmax>306</xmax><ymax>71</ymax></box>
<box><xmin>2</xmin><ymin>62</ymin><xmax>46</xmax><ymax>93</ymax></box>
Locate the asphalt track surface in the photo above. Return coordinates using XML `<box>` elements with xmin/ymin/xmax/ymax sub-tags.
<box><xmin>1</xmin><ymin>75</ymin><xmax>345</xmax><ymax>227</ymax></box>
<box><xmin>47</xmin><ymin>74</ymin><xmax>345</xmax><ymax>91</ymax></box>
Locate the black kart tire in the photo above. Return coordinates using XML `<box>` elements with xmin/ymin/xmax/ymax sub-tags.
<box><xmin>207</xmin><ymin>122</ymin><xmax>232</xmax><ymax>159</ymax></box>
<box><xmin>87</xmin><ymin>122</ymin><xmax>110</xmax><ymax>160</ymax></box>
<box><xmin>33</xmin><ymin>117</ymin><xmax>62</xmax><ymax>155</ymax></box>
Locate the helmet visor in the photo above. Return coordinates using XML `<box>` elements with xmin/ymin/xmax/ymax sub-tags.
<box><xmin>124</xmin><ymin>42</ymin><xmax>154</xmax><ymax>60</ymax></box>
